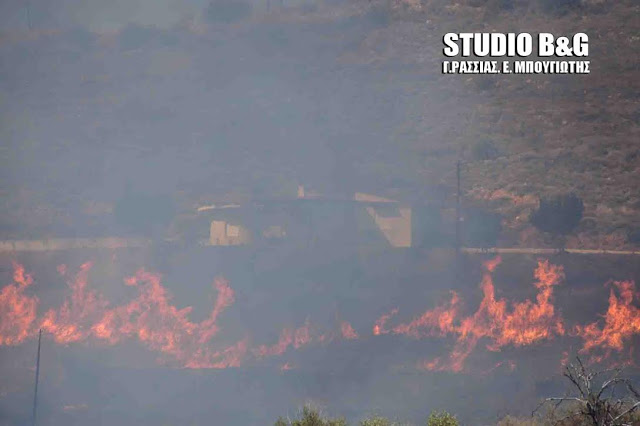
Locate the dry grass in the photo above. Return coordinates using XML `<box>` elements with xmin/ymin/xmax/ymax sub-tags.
<box><xmin>347</xmin><ymin>0</ymin><xmax>640</xmax><ymax>250</ymax></box>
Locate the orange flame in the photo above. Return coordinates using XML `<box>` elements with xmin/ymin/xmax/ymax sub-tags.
<box><xmin>255</xmin><ymin>328</ymin><xmax>294</xmax><ymax>357</ymax></box>
<box><xmin>340</xmin><ymin>321</ymin><xmax>358</xmax><ymax>340</ymax></box>
<box><xmin>280</xmin><ymin>362</ymin><xmax>295</xmax><ymax>371</ymax></box>
<box><xmin>1</xmin><ymin>262</ymin><xmax>242</xmax><ymax>368</ymax></box>
<box><xmin>399</xmin><ymin>257</ymin><xmax>565</xmax><ymax>372</ymax></box>
<box><xmin>574</xmin><ymin>280</ymin><xmax>640</xmax><ymax>362</ymax></box>
<box><xmin>391</xmin><ymin>292</ymin><xmax>459</xmax><ymax>338</ymax></box>
<box><xmin>2</xmin><ymin>259</ymin><xmax>639</xmax><ymax>372</ymax></box>
<box><xmin>89</xmin><ymin>269</ymin><xmax>239</xmax><ymax>367</ymax></box>
<box><xmin>41</xmin><ymin>262</ymin><xmax>108</xmax><ymax>343</ymax></box>
<box><xmin>0</xmin><ymin>262</ymin><xmax>38</xmax><ymax>345</ymax></box>
<box><xmin>373</xmin><ymin>308</ymin><xmax>398</xmax><ymax>336</ymax></box>
<box><xmin>254</xmin><ymin>320</ymin><xmax>314</xmax><ymax>358</ymax></box>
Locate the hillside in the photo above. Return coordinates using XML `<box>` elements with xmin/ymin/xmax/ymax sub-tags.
<box><xmin>0</xmin><ymin>0</ymin><xmax>638</xmax><ymax>249</ymax></box>
<box><xmin>344</xmin><ymin>0</ymin><xmax>640</xmax><ymax>250</ymax></box>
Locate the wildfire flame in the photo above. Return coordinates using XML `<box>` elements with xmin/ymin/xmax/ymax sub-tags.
<box><xmin>254</xmin><ymin>320</ymin><xmax>314</xmax><ymax>358</ymax></box>
<box><xmin>1</xmin><ymin>258</ymin><xmax>638</xmax><ymax>372</ymax></box>
<box><xmin>341</xmin><ymin>321</ymin><xmax>358</xmax><ymax>340</ymax></box>
<box><xmin>1</xmin><ymin>262</ymin><xmax>246</xmax><ymax>368</ymax></box>
<box><xmin>373</xmin><ymin>308</ymin><xmax>398</xmax><ymax>336</ymax></box>
<box><xmin>0</xmin><ymin>262</ymin><xmax>38</xmax><ymax>345</ymax></box>
<box><xmin>574</xmin><ymin>280</ymin><xmax>640</xmax><ymax>363</ymax></box>
<box><xmin>379</xmin><ymin>257</ymin><xmax>566</xmax><ymax>372</ymax></box>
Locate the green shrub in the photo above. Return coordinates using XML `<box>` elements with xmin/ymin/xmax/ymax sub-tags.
<box><xmin>427</xmin><ymin>411</ymin><xmax>458</xmax><ymax>426</ymax></box>
<box><xmin>537</xmin><ymin>0</ymin><xmax>581</xmax><ymax>16</ymax></box>
<box><xmin>530</xmin><ymin>193</ymin><xmax>584</xmax><ymax>239</ymax></box>
<box><xmin>360</xmin><ymin>416</ymin><xmax>398</xmax><ymax>426</ymax></box>
<box><xmin>470</xmin><ymin>138</ymin><xmax>500</xmax><ymax>161</ymax></box>
<box><xmin>497</xmin><ymin>415</ymin><xmax>542</xmax><ymax>426</ymax></box>
<box><xmin>275</xmin><ymin>406</ymin><xmax>347</xmax><ymax>426</ymax></box>
<box><xmin>628</xmin><ymin>228</ymin><xmax>640</xmax><ymax>244</ymax></box>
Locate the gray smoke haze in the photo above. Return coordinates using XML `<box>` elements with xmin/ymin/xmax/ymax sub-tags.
<box><xmin>0</xmin><ymin>0</ymin><xmax>210</xmax><ymax>31</ymax></box>
<box><xmin>1</xmin><ymin>0</ymin><xmax>450</xmax><ymax>239</ymax></box>
<box><xmin>0</xmin><ymin>2</ymin><xmax>479</xmax><ymax>423</ymax></box>
<box><xmin>2</xmin><ymin>1</ymin><xmax>638</xmax><ymax>426</ymax></box>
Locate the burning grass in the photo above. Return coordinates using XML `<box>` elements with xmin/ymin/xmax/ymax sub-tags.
<box><xmin>1</xmin><ymin>257</ymin><xmax>638</xmax><ymax>372</ymax></box>
<box><xmin>373</xmin><ymin>257</ymin><xmax>566</xmax><ymax>372</ymax></box>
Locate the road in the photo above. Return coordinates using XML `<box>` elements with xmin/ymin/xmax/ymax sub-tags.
<box><xmin>1</xmin><ymin>238</ymin><xmax>639</xmax><ymax>255</ymax></box>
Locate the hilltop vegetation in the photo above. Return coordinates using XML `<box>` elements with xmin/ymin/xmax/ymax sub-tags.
<box><xmin>345</xmin><ymin>0</ymin><xmax>639</xmax><ymax>250</ymax></box>
<box><xmin>0</xmin><ymin>0</ymin><xmax>637</xmax><ymax>249</ymax></box>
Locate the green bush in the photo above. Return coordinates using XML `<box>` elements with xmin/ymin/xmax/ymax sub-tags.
<box><xmin>536</xmin><ymin>0</ymin><xmax>581</xmax><ymax>16</ymax></box>
<box><xmin>497</xmin><ymin>415</ymin><xmax>542</xmax><ymax>426</ymax></box>
<box><xmin>530</xmin><ymin>193</ymin><xmax>584</xmax><ymax>239</ymax></box>
<box><xmin>470</xmin><ymin>138</ymin><xmax>500</xmax><ymax>161</ymax></box>
<box><xmin>275</xmin><ymin>406</ymin><xmax>347</xmax><ymax>426</ymax></box>
<box><xmin>427</xmin><ymin>411</ymin><xmax>459</xmax><ymax>426</ymax></box>
<box><xmin>359</xmin><ymin>416</ymin><xmax>394</xmax><ymax>426</ymax></box>
<box><xmin>628</xmin><ymin>228</ymin><xmax>640</xmax><ymax>244</ymax></box>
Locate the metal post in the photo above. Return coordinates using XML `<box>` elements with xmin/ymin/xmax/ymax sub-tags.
<box><xmin>32</xmin><ymin>329</ymin><xmax>42</xmax><ymax>426</ymax></box>
<box><xmin>455</xmin><ymin>160</ymin><xmax>461</xmax><ymax>254</ymax></box>
<box><xmin>26</xmin><ymin>1</ymin><xmax>32</xmax><ymax>31</ymax></box>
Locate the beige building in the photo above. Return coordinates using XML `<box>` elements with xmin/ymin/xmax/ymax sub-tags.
<box><xmin>355</xmin><ymin>193</ymin><xmax>412</xmax><ymax>248</ymax></box>
<box><xmin>198</xmin><ymin>191</ymin><xmax>413</xmax><ymax>248</ymax></box>
<box><xmin>208</xmin><ymin>220</ymin><xmax>251</xmax><ymax>246</ymax></box>
<box><xmin>364</xmin><ymin>206</ymin><xmax>412</xmax><ymax>248</ymax></box>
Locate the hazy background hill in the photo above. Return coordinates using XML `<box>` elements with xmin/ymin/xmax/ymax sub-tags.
<box><xmin>0</xmin><ymin>0</ymin><xmax>638</xmax><ymax>248</ymax></box>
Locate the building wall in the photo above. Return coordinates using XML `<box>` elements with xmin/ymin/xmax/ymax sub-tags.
<box><xmin>209</xmin><ymin>220</ymin><xmax>251</xmax><ymax>246</ymax></box>
<box><xmin>365</xmin><ymin>206</ymin><xmax>412</xmax><ymax>248</ymax></box>
<box><xmin>202</xmin><ymin>198</ymin><xmax>414</xmax><ymax>248</ymax></box>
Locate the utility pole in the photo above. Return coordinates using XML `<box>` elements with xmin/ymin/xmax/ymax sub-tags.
<box><xmin>32</xmin><ymin>329</ymin><xmax>42</xmax><ymax>426</ymax></box>
<box><xmin>455</xmin><ymin>160</ymin><xmax>461</xmax><ymax>255</ymax></box>
<box><xmin>26</xmin><ymin>1</ymin><xmax>33</xmax><ymax>31</ymax></box>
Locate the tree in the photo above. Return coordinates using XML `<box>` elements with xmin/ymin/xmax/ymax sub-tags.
<box><xmin>534</xmin><ymin>357</ymin><xmax>640</xmax><ymax>425</ymax></box>
<box><xmin>530</xmin><ymin>193</ymin><xmax>583</xmax><ymax>247</ymax></box>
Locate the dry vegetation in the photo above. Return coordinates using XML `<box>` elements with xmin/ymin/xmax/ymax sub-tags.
<box><xmin>276</xmin><ymin>357</ymin><xmax>640</xmax><ymax>425</ymax></box>
<box><xmin>1</xmin><ymin>0</ymin><xmax>638</xmax><ymax>249</ymax></box>
<box><xmin>274</xmin><ymin>405</ymin><xmax>456</xmax><ymax>426</ymax></box>
<box><xmin>345</xmin><ymin>0</ymin><xmax>640</xmax><ymax>250</ymax></box>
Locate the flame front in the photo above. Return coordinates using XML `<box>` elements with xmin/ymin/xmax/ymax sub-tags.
<box><xmin>341</xmin><ymin>321</ymin><xmax>358</xmax><ymax>340</ymax></box>
<box><xmin>1</xmin><ymin>262</ymin><xmax>243</xmax><ymax>368</ymax></box>
<box><xmin>574</xmin><ymin>280</ymin><xmax>640</xmax><ymax>362</ymax></box>
<box><xmin>1</xmin><ymin>258</ymin><xmax>639</xmax><ymax>371</ymax></box>
<box><xmin>0</xmin><ymin>262</ymin><xmax>38</xmax><ymax>345</ymax></box>
<box><xmin>376</xmin><ymin>258</ymin><xmax>568</xmax><ymax>372</ymax></box>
